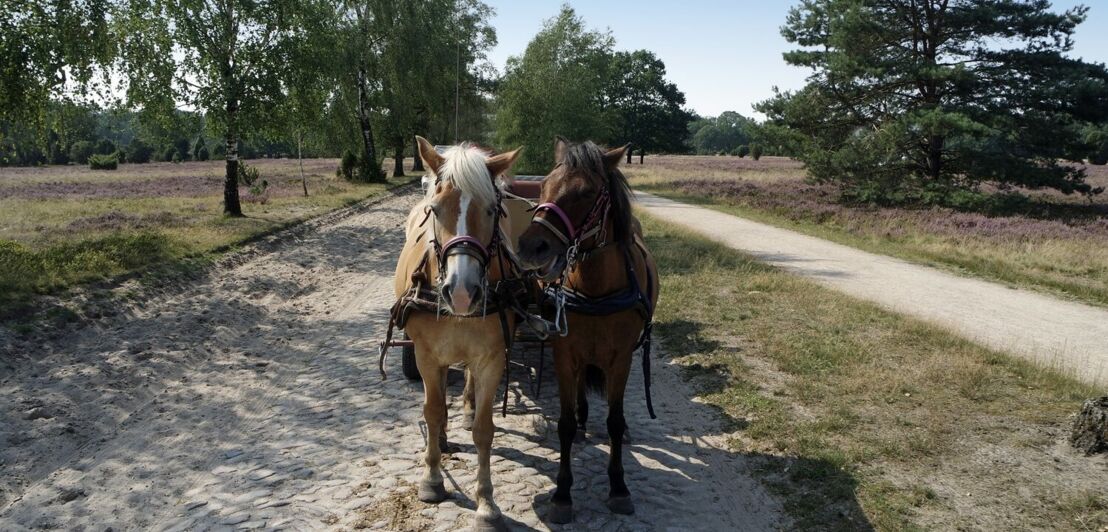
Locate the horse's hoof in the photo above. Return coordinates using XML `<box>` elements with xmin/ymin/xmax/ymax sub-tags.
<box><xmin>462</xmin><ymin>412</ymin><xmax>474</xmax><ymax>431</ymax></box>
<box><xmin>550</xmin><ymin>502</ymin><xmax>573</xmax><ymax>524</ymax></box>
<box><xmin>417</xmin><ymin>480</ymin><xmax>448</xmax><ymax>503</ymax></box>
<box><xmin>607</xmin><ymin>495</ymin><xmax>635</xmax><ymax>515</ymax></box>
<box><xmin>473</xmin><ymin>513</ymin><xmax>507</xmax><ymax>532</ymax></box>
<box><xmin>574</xmin><ymin>431</ymin><xmax>586</xmax><ymax>444</ymax></box>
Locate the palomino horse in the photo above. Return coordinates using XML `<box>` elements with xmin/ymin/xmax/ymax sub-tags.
<box><xmin>517</xmin><ymin>138</ymin><xmax>659</xmax><ymax>524</ymax></box>
<box><xmin>391</xmin><ymin>137</ymin><xmax>522</xmax><ymax>531</ymax></box>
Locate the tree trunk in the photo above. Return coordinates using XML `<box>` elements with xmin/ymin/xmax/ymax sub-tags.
<box><xmin>626</xmin><ymin>144</ymin><xmax>633</xmax><ymax>164</ymax></box>
<box><xmin>393</xmin><ymin>143</ymin><xmax>405</xmax><ymax>177</ymax></box>
<box><xmin>298</xmin><ymin>130</ymin><xmax>308</xmax><ymax>196</ymax></box>
<box><xmin>223</xmin><ymin>97</ymin><xmax>243</xmax><ymax>217</ymax></box>
<box><xmin>356</xmin><ymin>67</ymin><xmax>386</xmax><ymax>183</ymax></box>
<box><xmin>639</xmin><ymin>148</ymin><xmax>644</xmax><ymax>164</ymax></box>
<box><xmin>926</xmin><ymin>135</ymin><xmax>944</xmax><ymax>181</ymax></box>
<box><xmin>412</xmin><ymin>136</ymin><xmax>424</xmax><ymax>171</ymax></box>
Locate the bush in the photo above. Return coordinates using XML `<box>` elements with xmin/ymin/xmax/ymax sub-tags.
<box><xmin>174</xmin><ymin>138</ymin><xmax>191</xmax><ymax>161</ymax></box>
<box><xmin>750</xmin><ymin>144</ymin><xmax>763</xmax><ymax>160</ymax></box>
<box><xmin>114</xmin><ymin>150</ymin><xmax>126</xmax><ymax>164</ymax></box>
<box><xmin>160</xmin><ymin>146</ymin><xmax>176</xmax><ymax>162</ymax></box>
<box><xmin>340</xmin><ymin>149</ymin><xmax>357</xmax><ymax>180</ymax></box>
<box><xmin>49</xmin><ymin>144</ymin><xmax>69</xmax><ymax>165</ymax></box>
<box><xmin>237</xmin><ymin>161</ymin><xmax>261</xmax><ymax>186</ymax></box>
<box><xmin>212</xmin><ymin>143</ymin><xmax>226</xmax><ymax>158</ymax></box>
<box><xmin>126</xmin><ymin>139</ymin><xmax>154</xmax><ymax>163</ymax></box>
<box><xmin>95</xmin><ymin>139</ymin><xmax>116</xmax><ymax>155</ymax></box>
<box><xmin>195</xmin><ymin>145</ymin><xmax>210</xmax><ymax>161</ymax></box>
<box><xmin>69</xmin><ymin>141</ymin><xmax>95</xmax><ymax>164</ymax></box>
<box><xmin>89</xmin><ymin>153</ymin><xmax>118</xmax><ymax>170</ymax></box>
<box><xmin>171</xmin><ymin>151</ymin><xmax>182</xmax><ymax>163</ymax></box>
<box><xmin>735</xmin><ymin>145</ymin><xmax>750</xmax><ymax>158</ymax></box>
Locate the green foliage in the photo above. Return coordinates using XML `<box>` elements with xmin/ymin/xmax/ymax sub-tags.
<box><xmin>761</xmin><ymin>0</ymin><xmax>1108</xmax><ymax>205</ymax></box>
<box><xmin>606</xmin><ymin>50</ymin><xmax>692</xmax><ymax>154</ymax></box>
<box><xmin>48</xmin><ymin>143</ymin><xmax>69</xmax><ymax>165</ymax></box>
<box><xmin>495</xmin><ymin>6</ymin><xmax>616</xmax><ymax>173</ymax></box>
<box><xmin>160</xmin><ymin>145</ymin><xmax>176</xmax><ymax>162</ymax></box>
<box><xmin>751</xmin><ymin>144</ymin><xmax>763</xmax><ymax>160</ymax></box>
<box><xmin>340</xmin><ymin>150</ymin><xmax>357</xmax><ymax>180</ymax></box>
<box><xmin>689</xmin><ymin>112</ymin><xmax>756</xmax><ymax>155</ymax></box>
<box><xmin>193</xmin><ymin>136</ymin><xmax>208</xmax><ymax>161</ymax></box>
<box><xmin>0</xmin><ymin>1</ymin><xmax>115</xmax><ymax>127</ymax></box>
<box><xmin>237</xmin><ymin>162</ymin><xmax>261</xmax><ymax>186</ymax></box>
<box><xmin>68</xmin><ymin>141</ymin><xmax>94</xmax><ymax>164</ymax></box>
<box><xmin>735</xmin><ymin>145</ymin><xmax>750</xmax><ymax>158</ymax></box>
<box><xmin>94</xmin><ymin>138</ymin><xmax>116</xmax><ymax>155</ymax></box>
<box><xmin>114</xmin><ymin>150</ymin><xmax>126</xmax><ymax>164</ymax></box>
<box><xmin>88</xmin><ymin>153</ymin><xmax>118</xmax><ymax>170</ymax></box>
<box><xmin>171</xmin><ymin>151</ymin><xmax>181</xmax><ymax>164</ymax></box>
<box><xmin>126</xmin><ymin>139</ymin><xmax>154</xmax><ymax>164</ymax></box>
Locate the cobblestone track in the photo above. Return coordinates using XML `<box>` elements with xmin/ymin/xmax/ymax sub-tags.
<box><xmin>1</xmin><ymin>189</ymin><xmax>783</xmax><ymax>531</ymax></box>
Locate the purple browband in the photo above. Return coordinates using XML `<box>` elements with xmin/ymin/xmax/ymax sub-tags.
<box><xmin>440</xmin><ymin>235</ymin><xmax>489</xmax><ymax>262</ymax></box>
<box><xmin>534</xmin><ymin>202</ymin><xmax>576</xmax><ymax>241</ymax></box>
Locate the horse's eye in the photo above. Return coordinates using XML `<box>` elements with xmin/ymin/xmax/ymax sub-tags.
<box><xmin>486</xmin><ymin>207</ymin><xmax>494</xmax><ymax>217</ymax></box>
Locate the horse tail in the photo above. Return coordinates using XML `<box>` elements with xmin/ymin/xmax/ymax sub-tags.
<box><xmin>584</xmin><ymin>364</ymin><xmax>606</xmax><ymax>398</ymax></box>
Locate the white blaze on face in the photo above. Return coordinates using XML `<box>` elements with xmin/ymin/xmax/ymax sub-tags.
<box><xmin>446</xmin><ymin>193</ymin><xmax>478</xmax><ymax>314</ymax></box>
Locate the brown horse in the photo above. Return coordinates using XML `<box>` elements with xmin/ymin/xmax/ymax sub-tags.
<box><xmin>516</xmin><ymin>138</ymin><xmax>659</xmax><ymax>524</ymax></box>
<box><xmin>392</xmin><ymin>137</ymin><xmax>521</xmax><ymax>531</ymax></box>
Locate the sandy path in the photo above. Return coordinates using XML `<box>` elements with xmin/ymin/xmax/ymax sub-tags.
<box><xmin>0</xmin><ymin>187</ymin><xmax>782</xmax><ymax>531</ymax></box>
<box><xmin>636</xmin><ymin>192</ymin><xmax>1108</xmax><ymax>387</ymax></box>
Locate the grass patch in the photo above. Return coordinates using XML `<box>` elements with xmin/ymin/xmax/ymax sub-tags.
<box><xmin>642</xmin><ymin>212</ymin><xmax>1106</xmax><ymax>531</ymax></box>
<box><xmin>626</xmin><ymin>156</ymin><xmax>1108</xmax><ymax>307</ymax></box>
<box><xmin>0</xmin><ymin>158</ymin><xmax>410</xmax><ymax>317</ymax></box>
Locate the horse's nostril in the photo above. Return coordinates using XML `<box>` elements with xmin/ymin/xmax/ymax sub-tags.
<box><xmin>471</xmin><ymin>285</ymin><xmax>484</xmax><ymax>304</ymax></box>
<box><xmin>536</xmin><ymin>240</ymin><xmax>549</xmax><ymax>254</ymax></box>
<box><xmin>441</xmin><ymin>282</ymin><xmax>454</xmax><ymax>303</ymax></box>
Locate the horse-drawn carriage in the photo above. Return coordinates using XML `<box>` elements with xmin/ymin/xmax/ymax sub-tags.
<box><xmin>379</xmin><ymin>138</ymin><xmax>656</xmax><ymax>529</ymax></box>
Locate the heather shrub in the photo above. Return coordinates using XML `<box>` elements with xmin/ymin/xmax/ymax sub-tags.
<box><xmin>89</xmin><ymin>153</ymin><xmax>118</xmax><ymax>170</ymax></box>
<box><xmin>69</xmin><ymin>141</ymin><xmax>95</xmax><ymax>164</ymax></box>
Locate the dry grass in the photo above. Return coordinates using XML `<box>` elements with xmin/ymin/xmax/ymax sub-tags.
<box><xmin>643</xmin><ymin>212</ymin><xmax>1107</xmax><ymax>531</ymax></box>
<box><xmin>626</xmin><ymin>156</ymin><xmax>1108</xmax><ymax>307</ymax></box>
<box><xmin>0</xmin><ymin>157</ymin><xmax>412</xmax><ymax>316</ymax></box>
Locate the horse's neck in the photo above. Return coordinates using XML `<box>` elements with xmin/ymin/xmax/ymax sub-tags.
<box><xmin>565</xmin><ymin>218</ymin><xmax>628</xmax><ymax>295</ymax></box>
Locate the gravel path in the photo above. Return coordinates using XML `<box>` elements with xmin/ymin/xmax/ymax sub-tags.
<box><xmin>0</xmin><ymin>188</ymin><xmax>782</xmax><ymax>531</ymax></box>
<box><xmin>636</xmin><ymin>192</ymin><xmax>1108</xmax><ymax>387</ymax></box>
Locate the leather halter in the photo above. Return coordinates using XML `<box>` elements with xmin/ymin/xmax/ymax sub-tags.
<box><xmin>530</xmin><ymin>185</ymin><xmax>611</xmax><ymax>271</ymax></box>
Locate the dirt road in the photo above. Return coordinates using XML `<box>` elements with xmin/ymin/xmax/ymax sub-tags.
<box><xmin>0</xmin><ymin>187</ymin><xmax>782</xmax><ymax>531</ymax></box>
<box><xmin>636</xmin><ymin>192</ymin><xmax>1108</xmax><ymax>387</ymax></box>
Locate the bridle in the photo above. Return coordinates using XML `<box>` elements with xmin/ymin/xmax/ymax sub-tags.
<box><xmin>421</xmin><ymin>180</ymin><xmax>509</xmax><ymax>311</ymax></box>
<box><xmin>530</xmin><ymin>180</ymin><xmax>611</xmax><ymax>278</ymax></box>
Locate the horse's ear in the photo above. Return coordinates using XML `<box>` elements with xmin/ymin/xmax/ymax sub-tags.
<box><xmin>603</xmin><ymin>143</ymin><xmax>630</xmax><ymax>169</ymax></box>
<box><xmin>486</xmin><ymin>147</ymin><xmax>522</xmax><ymax>180</ymax></box>
<box><xmin>415</xmin><ymin>136</ymin><xmax>445</xmax><ymax>175</ymax></box>
<box><xmin>553</xmin><ymin>136</ymin><xmax>569</xmax><ymax>164</ymax></box>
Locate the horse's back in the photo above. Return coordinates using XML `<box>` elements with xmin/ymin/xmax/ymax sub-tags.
<box><xmin>394</xmin><ymin>201</ymin><xmax>431</xmax><ymax>297</ymax></box>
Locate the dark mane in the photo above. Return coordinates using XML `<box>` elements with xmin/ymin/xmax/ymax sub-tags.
<box><xmin>562</xmin><ymin>141</ymin><xmax>634</xmax><ymax>244</ymax></box>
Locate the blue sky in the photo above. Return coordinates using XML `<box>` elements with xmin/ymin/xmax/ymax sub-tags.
<box><xmin>484</xmin><ymin>0</ymin><xmax>1108</xmax><ymax>119</ymax></box>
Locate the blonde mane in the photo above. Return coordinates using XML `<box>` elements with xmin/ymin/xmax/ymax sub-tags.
<box><xmin>426</xmin><ymin>143</ymin><xmax>503</xmax><ymax>207</ymax></box>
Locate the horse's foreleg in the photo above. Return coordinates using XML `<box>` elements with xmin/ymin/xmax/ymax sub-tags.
<box><xmin>471</xmin><ymin>360</ymin><xmax>506</xmax><ymax>531</ymax></box>
<box><xmin>462</xmin><ymin>366</ymin><xmax>476</xmax><ymax>431</ymax></box>
<box><xmin>575</xmin><ymin>373</ymin><xmax>588</xmax><ymax>435</ymax></box>
<box><xmin>418</xmin><ymin>359</ymin><xmax>449</xmax><ymax>503</ymax></box>
<box><xmin>551</xmin><ymin>366</ymin><xmax>578</xmax><ymax>524</ymax></box>
<box><xmin>605</xmin><ymin>362</ymin><xmax>634</xmax><ymax>515</ymax></box>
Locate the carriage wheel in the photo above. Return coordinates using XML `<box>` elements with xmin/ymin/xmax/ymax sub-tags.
<box><xmin>401</xmin><ymin>333</ymin><xmax>421</xmax><ymax>381</ymax></box>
